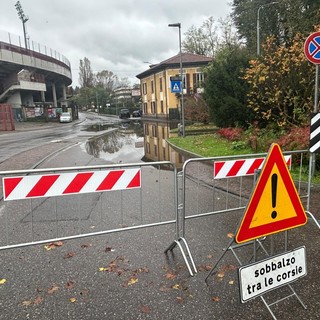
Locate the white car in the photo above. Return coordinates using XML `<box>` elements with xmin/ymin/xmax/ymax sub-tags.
<box><xmin>59</xmin><ymin>112</ymin><xmax>72</xmax><ymax>123</ymax></box>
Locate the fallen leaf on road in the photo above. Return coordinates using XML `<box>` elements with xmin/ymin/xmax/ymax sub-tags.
<box><xmin>229</xmin><ymin>280</ymin><xmax>234</xmax><ymax>285</ymax></box>
<box><xmin>69</xmin><ymin>297</ymin><xmax>77</xmax><ymax>303</ymax></box>
<box><xmin>176</xmin><ymin>296</ymin><xmax>184</xmax><ymax>304</ymax></box>
<box><xmin>172</xmin><ymin>283</ymin><xmax>180</xmax><ymax>290</ymax></box>
<box><xmin>116</xmin><ymin>268</ymin><xmax>125</xmax><ymax>276</ymax></box>
<box><xmin>81</xmin><ymin>243</ymin><xmax>92</xmax><ymax>248</ymax></box>
<box><xmin>99</xmin><ymin>267</ymin><xmax>109</xmax><ymax>272</ymax></box>
<box><xmin>133</xmin><ymin>267</ymin><xmax>149</xmax><ymax>274</ymax></box>
<box><xmin>21</xmin><ymin>300</ymin><xmax>33</xmax><ymax>307</ymax></box>
<box><xmin>21</xmin><ymin>296</ymin><xmax>44</xmax><ymax>306</ymax></box>
<box><xmin>47</xmin><ymin>285</ymin><xmax>59</xmax><ymax>294</ymax></box>
<box><xmin>127</xmin><ymin>276</ymin><xmax>138</xmax><ymax>286</ymax></box>
<box><xmin>0</xmin><ymin>278</ymin><xmax>6</xmax><ymax>284</ymax></box>
<box><xmin>140</xmin><ymin>304</ymin><xmax>152</xmax><ymax>314</ymax></box>
<box><xmin>33</xmin><ymin>296</ymin><xmax>43</xmax><ymax>305</ymax></box>
<box><xmin>65</xmin><ymin>281</ymin><xmax>75</xmax><ymax>289</ymax></box>
<box><xmin>63</xmin><ymin>252</ymin><xmax>76</xmax><ymax>259</ymax></box>
<box><xmin>227</xmin><ymin>233</ymin><xmax>234</xmax><ymax>238</ymax></box>
<box><xmin>165</xmin><ymin>272</ymin><xmax>176</xmax><ymax>280</ymax></box>
<box><xmin>197</xmin><ymin>264</ymin><xmax>212</xmax><ymax>272</ymax></box>
<box><xmin>212</xmin><ymin>296</ymin><xmax>220</xmax><ymax>302</ymax></box>
<box><xmin>44</xmin><ymin>241</ymin><xmax>64</xmax><ymax>250</ymax></box>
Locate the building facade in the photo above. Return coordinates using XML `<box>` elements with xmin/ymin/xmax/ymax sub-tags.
<box><xmin>0</xmin><ymin>32</ymin><xmax>72</xmax><ymax>121</ymax></box>
<box><xmin>136</xmin><ymin>53</ymin><xmax>212</xmax><ymax>121</ymax></box>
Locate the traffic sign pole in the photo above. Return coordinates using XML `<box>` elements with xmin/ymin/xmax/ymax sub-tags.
<box><xmin>304</xmin><ymin>32</ymin><xmax>320</xmax><ymax>177</ymax></box>
<box><xmin>314</xmin><ymin>64</ymin><xmax>319</xmax><ymax>113</ymax></box>
<box><xmin>311</xmin><ymin>65</ymin><xmax>319</xmax><ymax>174</ymax></box>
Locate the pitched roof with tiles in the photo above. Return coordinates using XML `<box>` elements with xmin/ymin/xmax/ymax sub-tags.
<box><xmin>136</xmin><ymin>52</ymin><xmax>212</xmax><ymax>79</ymax></box>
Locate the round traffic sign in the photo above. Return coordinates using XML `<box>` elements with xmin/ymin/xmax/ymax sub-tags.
<box><xmin>304</xmin><ymin>31</ymin><xmax>320</xmax><ymax>64</ymax></box>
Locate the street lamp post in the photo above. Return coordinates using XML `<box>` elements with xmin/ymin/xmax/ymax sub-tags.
<box><xmin>168</xmin><ymin>22</ymin><xmax>185</xmax><ymax>137</ymax></box>
<box><xmin>257</xmin><ymin>2</ymin><xmax>278</xmax><ymax>55</ymax></box>
<box><xmin>15</xmin><ymin>1</ymin><xmax>29</xmax><ymax>50</ymax></box>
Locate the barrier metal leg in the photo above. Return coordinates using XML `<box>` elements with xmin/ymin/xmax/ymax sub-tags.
<box><xmin>165</xmin><ymin>237</ymin><xmax>197</xmax><ymax>277</ymax></box>
<box><xmin>179</xmin><ymin>237</ymin><xmax>197</xmax><ymax>275</ymax></box>
<box><xmin>205</xmin><ymin>237</ymin><xmax>235</xmax><ymax>284</ymax></box>
<box><xmin>260</xmin><ymin>283</ymin><xmax>307</xmax><ymax>320</ymax></box>
<box><xmin>260</xmin><ymin>296</ymin><xmax>278</xmax><ymax>320</ymax></box>
<box><xmin>164</xmin><ymin>170</ymin><xmax>197</xmax><ymax>276</ymax></box>
<box><xmin>306</xmin><ymin>210</ymin><xmax>320</xmax><ymax>229</ymax></box>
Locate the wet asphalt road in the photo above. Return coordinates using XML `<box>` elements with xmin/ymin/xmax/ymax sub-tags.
<box><xmin>0</xmin><ymin>122</ymin><xmax>319</xmax><ymax>320</ymax></box>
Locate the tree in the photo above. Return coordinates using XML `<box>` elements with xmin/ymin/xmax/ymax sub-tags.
<box><xmin>182</xmin><ymin>17</ymin><xmax>218</xmax><ymax>57</ymax></box>
<box><xmin>182</xmin><ymin>16</ymin><xmax>240</xmax><ymax>57</ymax></box>
<box><xmin>117</xmin><ymin>77</ymin><xmax>131</xmax><ymax>88</ymax></box>
<box><xmin>184</xmin><ymin>95</ymin><xmax>210</xmax><ymax>124</ymax></box>
<box><xmin>243</xmin><ymin>33</ymin><xmax>315</xmax><ymax>129</ymax></box>
<box><xmin>232</xmin><ymin>0</ymin><xmax>280</xmax><ymax>54</ymax></box>
<box><xmin>73</xmin><ymin>86</ymin><xmax>95</xmax><ymax>108</ymax></box>
<box><xmin>217</xmin><ymin>16</ymin><xmax>240</xmax><ymax>48</ymax></box>
<box><xmin>203</xmin><ymin>44</ymin><xmax>254</xmax><ymax>128</ymax></box>
<box><xmin>232</xmin><ymin>0</ymin><xmax>320</xmax><ymax>55</ymax></box>
<box><xmin>95</xmin><ymin>70</ymin><xmax>118</xmax><ymax>94</ymax></box>
<box><xmin>79</xmin><ymin>57</ymin><xmax>94</xmax><ymax>88</ymax></box>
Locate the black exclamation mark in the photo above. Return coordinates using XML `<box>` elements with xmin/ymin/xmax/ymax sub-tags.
<box><xmin>271</xmin><ymin>173</ymin><xmax>278</xmax><ymax>219</ymax></box>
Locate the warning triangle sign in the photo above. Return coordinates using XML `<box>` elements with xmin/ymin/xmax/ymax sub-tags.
<box><xmin>235</xmin><ymin>143</ymin><xmax>307</xmax><ymax>243</ymax></box>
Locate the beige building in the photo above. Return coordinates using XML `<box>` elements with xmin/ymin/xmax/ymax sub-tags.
<box><xmin>136</xmin><ymin>53</ymin><xmax>212</xmax><ymax>121</ymax></box>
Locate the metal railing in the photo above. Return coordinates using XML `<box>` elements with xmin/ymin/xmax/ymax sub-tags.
<box><xmin>0</xmin><ymin>30</ymin><xmax>70</xmax><ymax>69</ymax></box>
<box><xmin>165</xmin><ymin>149</ymin><xmax>315</xmax><ymax>276</ymax></box>
<box><xmin>0</xmin><ymin>161</ymin><xmax>177</xmax><ymax>250</ymax></box>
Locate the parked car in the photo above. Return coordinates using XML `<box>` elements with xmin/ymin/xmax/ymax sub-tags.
<box><xmin>119</xmin><ymin>109</ymin><xmax>130</xmax><ymax>119</ymax></box>
<box><xmin>132</xmin><ymin>109</ymin><xmax>142</xmax><ymax>118</ymax></box>
<box><xmin>59</xmin><ymin>112</ymin><xmax>72</xmax><ymax>123</ymax></box>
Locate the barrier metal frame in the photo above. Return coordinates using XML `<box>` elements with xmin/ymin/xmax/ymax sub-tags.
<box><xmin>166</xmin><ymin>150</ymin><xmax>319</xmax><ymax>274</ymax></box>
<box><xmin>0</xmin><ymin>161</ymin><xmax>178</xmax><ymax>251</ymax></box>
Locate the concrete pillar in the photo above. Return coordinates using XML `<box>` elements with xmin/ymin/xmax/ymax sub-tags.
<box><xmin>62</xmin><ymin>84</ymin><xmax>67</xmax><ymax>101</ymax></box>
<box><xmin>41</xmin><ymin>91</ymin><xmax>45</xmax><ymax>102</ymax></box>
<box><xmin>52</xmin><ymin>82</ymin><xmax>57</xmax><ymax>108</ymax></box>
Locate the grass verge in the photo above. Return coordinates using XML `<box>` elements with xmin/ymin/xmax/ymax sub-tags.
<box><xmin>168</xmin><ymin>133</ymin><xmax>252</xmax><ymax>157</ymax></box>
<box><xmin>168</xmin><ymin>133</ymin><xmax>320</xmax><ymax>184</ymax></box>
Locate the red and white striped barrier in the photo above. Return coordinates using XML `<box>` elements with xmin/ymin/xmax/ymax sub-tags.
<box><xmin>214</xmin><ymin>155</ymin><xmax>291</xmax><ymax>179</ymax></box>
<box><xmin>3</xmin><ymin>168</ymin><xmax>141</xmax><ymax>201</ymax></box>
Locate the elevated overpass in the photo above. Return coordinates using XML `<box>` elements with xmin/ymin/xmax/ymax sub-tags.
<box><xmin>0</xmin><ymin>31</ymin><xmax>72</xmax><ymax>120</ymax></box>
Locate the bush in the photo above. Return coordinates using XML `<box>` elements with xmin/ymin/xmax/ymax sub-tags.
<box><xmin>244</xmin><ymin>123</ymin><xmax>281</xmax><ymax>152</ymax></box>
<box><xmin>217</xmin><ymin>127</ymin><xmax>243</xmax><ymax>141</ymax></box>
<box><xmin>276</xmin><ymin>127</ymin><xmax>309</xmax><ymax>151</ymax></box>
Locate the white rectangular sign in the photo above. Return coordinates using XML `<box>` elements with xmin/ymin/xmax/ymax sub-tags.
<box><xmin>238</xmin><ymin>246</ymin><xmax>306</xmax><ymax>302</ymax></box>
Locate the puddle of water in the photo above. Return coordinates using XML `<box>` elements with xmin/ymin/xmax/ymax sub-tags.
<box><xmin>81</xmin><ymin>120</ymin><xmax>144</xmax><ymax>163</ymax></box>
<box><xmin>81</xmin><ymin>123</ymin><xmax>115</xmax><ymax>132</ymax></box>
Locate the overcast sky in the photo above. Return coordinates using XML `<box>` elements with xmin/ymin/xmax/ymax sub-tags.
<box><xmin>0</xmin><ymin>0</ymin><xmax>232</xmax><ymax>87</ymax></box>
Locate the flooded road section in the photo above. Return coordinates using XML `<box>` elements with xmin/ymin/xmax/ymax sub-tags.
<box><xmin>80</xmin><ymin>119</ymin><xmax>145</xmax><ymax>164</ymax></box>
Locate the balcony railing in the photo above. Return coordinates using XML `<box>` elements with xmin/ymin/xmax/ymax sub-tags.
<box><xmin>0</xmin><ymin>30</ymin><xmax>71</xmax><ymax>70</ymax></box>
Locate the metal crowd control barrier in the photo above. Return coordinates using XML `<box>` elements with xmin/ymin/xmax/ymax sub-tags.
<box><xmin>0</xmin><ymin>161</ymin><xmax>177</xmax><ymax>251</ymax></box>
<box><xmin>166</xmin><ymin>149</ymin><xmax>317</xmax><ymax>276</ymax></box>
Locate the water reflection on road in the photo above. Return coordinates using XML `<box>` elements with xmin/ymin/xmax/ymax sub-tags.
<box><xmin>82</xmin><ymin>120</ymin><xmax>145</xmax><ymax>164</ymax></box>
<box><xmin>79</xmin><ymin>116</ymin><xmax>186</xmax><ymax>167</ymax></box>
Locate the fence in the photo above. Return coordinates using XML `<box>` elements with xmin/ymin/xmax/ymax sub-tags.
<box><xmin>0</xmin><ymin>161</ymin><xmax>177</xmax><ymax>250</ymax></box>
<box><xmin>0</xmin><ymin>150</ymin><xmax>317</xmax><ymax>277</ymax></box>
<box><xmin>164</xmin><ymin>149</ymin><xmax>318</xmax><ymax>275</ymax></box>
<box><xmin>0</xmin><ymin>30</ymin><xmax>70</xmax><ymax>68</ymax></box>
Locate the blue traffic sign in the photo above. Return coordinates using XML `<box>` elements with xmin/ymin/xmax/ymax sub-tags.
<box><xmin>170</xmin><ymin>80</ymin><xmax>182</xmax><ymax>93</ymax></box>
<box><xmin>304</xmin><ymin>32</ymin><xmax>320</xmax><ymax>64</ymax></box>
